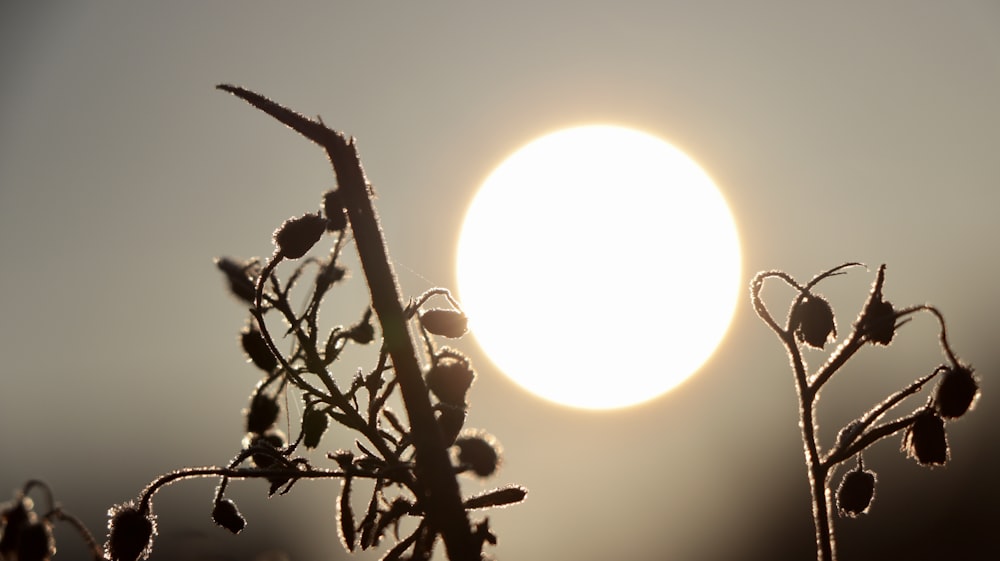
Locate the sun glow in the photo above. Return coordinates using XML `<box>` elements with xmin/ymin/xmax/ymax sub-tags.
<box><xmin>456</xmin><ymin>125</ymin><xmax>741</xmax><ymax>410</ymax></box>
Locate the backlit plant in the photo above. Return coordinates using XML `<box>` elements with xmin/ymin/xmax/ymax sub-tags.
<box><xmin>751</xmin><ymin>263</ymin><xmax>981</xmax><ymax>561</ymax></box>
<box><xmin>0</xmin><ymin>86</ymin><xmax>524</xmax><ymax>561</ymax></box>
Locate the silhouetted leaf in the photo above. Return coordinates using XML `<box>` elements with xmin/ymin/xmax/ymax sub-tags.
<box><xmin>463</xmin><ymin>486</ymin><xmax>527</xmax><ymax>510</ymax></box>
<box><xmin>338</xmin><ymin>476</ymin><xmax>356</xmax><ymax>552</ymax></box>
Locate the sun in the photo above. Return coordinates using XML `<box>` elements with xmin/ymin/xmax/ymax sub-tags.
<box><xmin>456</xmin><ymin>125</ymin><xmax>741</xmax><ymax>410</ymax></box>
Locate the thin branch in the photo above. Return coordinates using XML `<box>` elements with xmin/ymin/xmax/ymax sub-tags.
<box><xmin>823</xmin><ymin>367</ymin><xmax>943</xmax><ymax>467</ymax></box>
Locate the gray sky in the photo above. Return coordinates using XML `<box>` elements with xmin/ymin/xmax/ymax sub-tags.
<box><xmin>2</xmin><ymin>2</ymin><xmax>999</xmax><ymax>560</ymax></box>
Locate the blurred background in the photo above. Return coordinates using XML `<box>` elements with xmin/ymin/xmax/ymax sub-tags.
<box><xmin>2</xmin><ymin>2</ymin><xmax>998</xmax><ymax>560</ymax></box>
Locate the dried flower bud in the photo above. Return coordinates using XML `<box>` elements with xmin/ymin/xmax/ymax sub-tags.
<box><xmin>419</xmin><ymin>309</ymin><xmax>469</xmax><ymax>338</ymax></box>
<box><xmin>426</xmin><ymin>352</ymin><xmax>475</xmax><ymax>406</ymax></box>
<box><xmin>323</xmin><ymin>190</ymin><xmax>348</xmax><ymax>232</ymax></box>
<box><xmin>273</xmin><ymin>212</ymin><xmax>327</xmax><ymax>259</ymax></box>
<box><xmin>791</xmin><ymin>294</ymin><xmax>837</xmax><ymax>349</ymax></box>
<box><xmin>247</xmin><ymin>431</ymin><xmax>286</xmax><ymax>469</ymax></box>
<box><xmin>17</xmin><ymin>520</ymin><xmax>55</xmax><ymax>561</ymax></box>
<box><xmin>215</xmin><ymin>257</ymin><xmax>258</xmax><ymax>304</ymax></box>
<box><xmin>347</xmin><ymin>309</ymin><xmax>375</xmax><ymax>344</ymax></box>
<box><xmin>105</xmin><ymin>503</ymin><xmax>155</xmax><ymax>561</ymax></box>
<box><xmin>241</xmin><ymin>326</ymin><xmax>278</xmax><ymax>372</ymax></box>
<box><xmin>211</xmin><ymin>499</ymin><xmax>246</xmax><ymax>534</ymax></box>
<box><xmin>0</xmin><ymin>497</ymin><xmax>34</xmax><ymax>558</ymax></box>
<box><xmin>934</xmin><ymin>364</ymin><xmax>979</xmax><ymax>419</ymax></box>
<box><xmin>302</xmin><ymin>407</ymin><xmax>329</xmax><ymax>449</ymax></box>
<box><xmin>455</xmin><ymin>432</ymin><xmax>501</xmax><ymax>477</ymax></box>
<box><xmin>860</xmin><ymin>297</ymin><xmax>896</xmax><ymax>346</ymax></box>
<box><xmin>903</xmin><ymin>409</ymin><xmax>949</xmax><ymax>466</ymax></box>
<box><xmin>836</xmin><ymin>464</ymin><xmax>876</xmax><ymax>517</ymax></box>
<box><xmin>245</xmin><ymin>394</ymin><xmax>280</xmax><ymax>435</ymax></box>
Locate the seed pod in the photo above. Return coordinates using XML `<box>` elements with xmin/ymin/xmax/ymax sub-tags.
<box><xmin>245</xmin><ymin>394</ymin><xmax>280</xmax><ymax>435</ymax></box>
<box><xmin>934</xmin><ymin>364</ymin><xmax>979</xmax><ymax>419</ymax></box>
<box><xmin>211</xmin><ymin>498</ymin><xmax>246</xmax><ymax>534</ymax></box>
<box><xmin>16</xmin><ymin>520</ymin><xmax>55</xmax><ymax>561</ymax></box>
<box><xmin>902</xmin><ymin>409</ymin><xmax>949</xmax><ymax>466</ymax></box>
<box><xmin>247</xmin><ymin>431</ymin><xmax>287</xmax><ymax>469</ymax></box>
<box><xmin>455</xmin><ymin>432</ymin><xmax>501</xmax><ymax>477</ymax></box>
<box><xmin>323</xmin><ymin>190</ymin><xmax>348</xmax><ymax>232</ymax></box>
<box><xmin>0</xmin><ymin>497</ymin><xmax>34</xmax><ymax>558</ymax></box>
<box><xmin>105</xmin><ymin>503</ymin><xmax>155</xmax><ymax>561</ymax></box>
<box><xmin>419</xmin><ymin>309</ymin><xmax>468</xmax><ymax>338</ymax></box>
<box><xmin>302</xmin><ymin>407</ymin><xmax>329</xmax><ymax>449</ymax></box>
<box><xmin>214</xmin><ymin>257</ymin><xmax>258</xmax><ymax>304</ymax></box>
<box><xmin>241</xmin><ymin>326</ymin><xmax>278</xmax><ymax>373</ymax></box>
<box><xmin>791</xmin><ymin>294</ymin><xmax>837</xmax><ymax>349</ymax></box>
<box><xmin>426</xmin><ymin>353</ymin><xmax>475</xmax><ymax>406</ymax></box>
<box><xmin>860</xmin><ymin>297</ymin><xmax>896</xmax><ymax>346</ymax></box>
<box><xmin>273</xmin><ymin>212</ymin><xmax>327</xmax><ymax>259</ymax></box>
<box><xmin>348</xmin><ymin>309</ymin><xmax>375</xmax><ymax>345</ymax></box>
<box><xmin>836</xmin><ymin>464</ymin><xmax>876</xmax><ymax>517</ymax></box>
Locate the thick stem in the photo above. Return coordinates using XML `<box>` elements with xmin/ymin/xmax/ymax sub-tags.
<box><xmin>803</xmin><ymin>399</ymin><xmax>835</xmax><ymax>561</ymax></box>
<box><xmin>328</xmin><ymin>136</ymin><xmax>478</xmax><ymax>561</ymax></box>
<box><xmin>216</xmin><ymin>85</ymin><xmax>478</xmax><ymax>561</ymax></box>
<box><xmin>794</xmin><ymin>349</ymin><xmax>836</xmax><ymax>561</ymax></box>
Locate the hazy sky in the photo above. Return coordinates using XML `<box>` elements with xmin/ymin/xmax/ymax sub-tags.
<box><xmin>2</xmin><ymin>2</ymin><xmax>999</xmax><ymax>560</ymax></box>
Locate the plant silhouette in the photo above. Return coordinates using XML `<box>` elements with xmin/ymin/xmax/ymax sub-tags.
<box><xmin>751</xmin><ymin>263</ymin><xmax>980</xmax><ymax>561</ymax></box>
<box><xmin>0</xmin><ymin>86</ymin><xmax>523</xmax><ymax>561</ymax></box>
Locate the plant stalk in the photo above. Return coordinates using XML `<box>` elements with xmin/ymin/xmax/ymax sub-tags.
<box><xmin>216</xmin><ymin>84</ymin><xmax>478</xmax><ymax>561</ymax></box>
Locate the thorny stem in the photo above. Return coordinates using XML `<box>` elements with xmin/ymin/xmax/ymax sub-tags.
<box><xmin>218</xmin><ymin>84</ymin><xmax>478</xmax><ymax>561</ymax></box>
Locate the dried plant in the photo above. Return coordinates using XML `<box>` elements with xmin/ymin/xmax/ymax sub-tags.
<box><xmin>0</xmin><ymin>86</ymin><xmax>523</xmax><ymax>561</ymax></box>
<box><xmin>751</xmin><ymin>263</ymin><xmax>981</xmax><ymax>561</ymax></box>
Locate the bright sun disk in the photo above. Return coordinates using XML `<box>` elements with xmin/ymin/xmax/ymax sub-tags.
<box><xmin>456</xmin><ymin>125</ymin><xmax>741</xmax><ymax>410</ymax></box>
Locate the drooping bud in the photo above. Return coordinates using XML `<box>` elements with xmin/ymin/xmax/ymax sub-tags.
<box><xmin>211</xmin><ymin>498</ymin><xmax>246</xmax><ymax>534</ymax></box>
<box><xmin>105</xmin><ymin>503</ymin><xmax>155</xmax><ymax>561</ymax></box>
<box><xmin>902</xmin><ymin>409</ymin><xmax>949</xmax><ymax>466</ymax></box>
<box><xmin>17</xmin><ymin>519</ymin><xmax>55</xmax><ymax>561</ymax></box>
<box><xmin>301</xmin><ymin>407</ymin><xmax>329</xmax><ymax>449</ymax></box>
<box><xmin>246</xmin><ymin>431</ymin><xmax>286</xmax><ymax>469</ymax></box>
<box><xmin>241</xmin><ymin>326</ymin><xmax>278</xmax><ymax>373</ymax></box>
<box><xmin>426</xmin><ymin>351</ymin><xmax>475</xmax><ymax>406</ymax></box>
<box><xmin>273</xmin><ymin>213</ymin><xmax>327</xmax><ymax>259</ymax></box>
<box><xmin>859</xmin><ymin>296</ymin><xmax>896</xmax><ymax>346</ymax></box>
<box><xmin>836</xmin><ymin>462</ymin><xmax>876</xmax><ymax>517</ymax></box>
<box><xmin>347</xmin><ymin>309</ymin><xmax>375</xmax><ymax>345</ymax></box>
<box><xmin>790</xmin><ymin>294</ymin><xmax>837</xmax><ymax>349</ymax></box>
<box><xmin>455</xmin><ymin>431</ymin><xmax>501</xmax><ymax>477</ymax></box>
<box><xmin>419</xmin><ymin>309</ymin><xmax>469</xmax><ymax>338</ymax></box>
<box><xmin>245</xmin><ymin>394</ymin><xmax>280</xmax><ymax>435</ymax></box>
<box><xmin>214</xmin><ymin>257</ymin><xmax>259</xmax><ymax>304</ymax></box>
<box><xmin>0</xmin><ymin>496</ymin><xmax>34</xmax><ymax>558</ymax></box>
<box><xmin>934</xmin><ymin>364</ymin><xmax>979</xmax><ymax>419</ymax></box>
<box><xmin>323</xmin><ymin>190</ymin><xmax>348</xmax><ymax>232</ymax></box>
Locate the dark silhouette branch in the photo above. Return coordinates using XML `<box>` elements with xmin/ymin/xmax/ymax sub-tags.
<box><xmin>217</xmin><ymin>84</ymin><xmax>478</xmax><ymax>561</ymax></box>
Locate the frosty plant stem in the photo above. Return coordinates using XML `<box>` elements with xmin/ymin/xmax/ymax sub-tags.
<box><xmin>2</xmin><ymin>85</ymin><xmax>522</xmax><ymax>561</ymax></box>
<box><xmin>217</xmin><ymin>84</ymin><xmax>478</xmax><ymax>561</ymax></box>
<box><xmin>751</xmin><ymin>263</ymin><xmax>980</xmax><ymax>561</ymax></box>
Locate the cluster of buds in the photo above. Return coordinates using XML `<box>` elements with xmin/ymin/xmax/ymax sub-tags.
<box><xmin>752</xmin><ymin>263</ymin><xmax>981</xmax><ymax>560</ymax></box>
